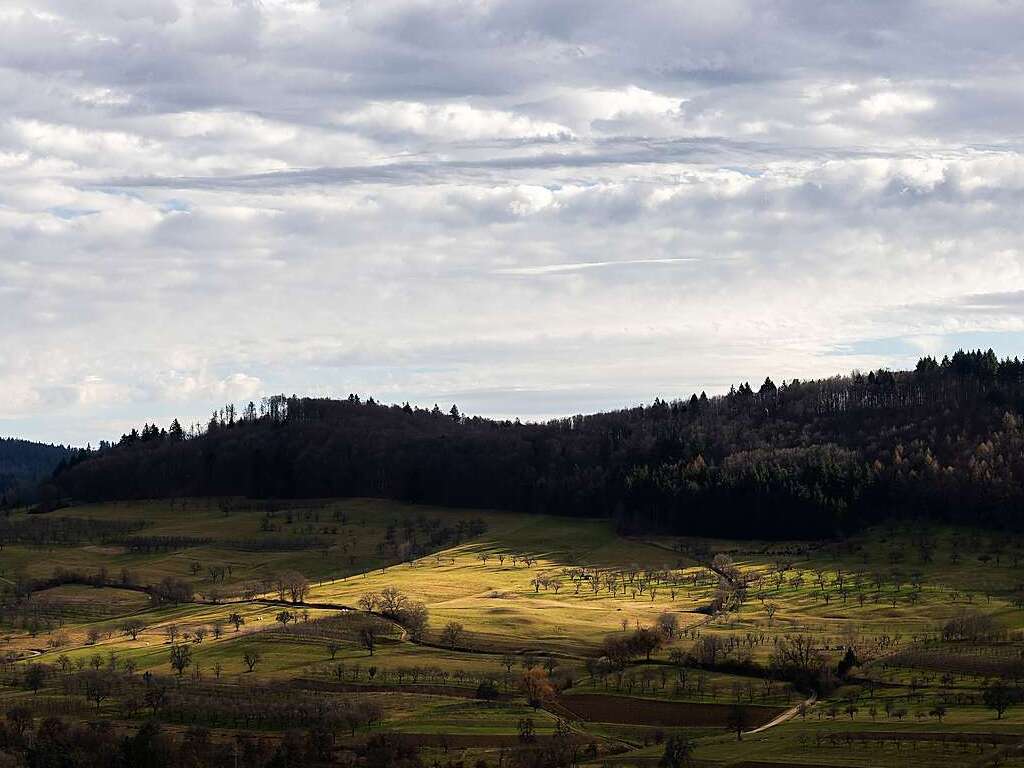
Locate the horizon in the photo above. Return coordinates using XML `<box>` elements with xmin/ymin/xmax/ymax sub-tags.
<box><xmin>9</xmin><ymin>344</ymin><xmax>1022</xmax><ymax>449</ymax></box>
<box><xmin>4</xmin><ymin>2</ymin><xmax>1024</xmax><ymax>447</ymax></box>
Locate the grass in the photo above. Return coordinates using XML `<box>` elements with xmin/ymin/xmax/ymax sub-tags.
<box><xmin>3</xmin><ymin>499</ymin><xmax>1024</xmax><ymax>766</ymax></box>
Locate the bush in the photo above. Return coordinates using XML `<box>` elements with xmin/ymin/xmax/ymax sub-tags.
<box><xmin>476</xmin><ymin>679</ymin><xmax>499</xmax><ymax>700</ymax></box>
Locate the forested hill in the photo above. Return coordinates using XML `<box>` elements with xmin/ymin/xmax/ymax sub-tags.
<box><xmin>52</xmin><ymin>349</ymin><xmax>1024</xmax><ymax>538</ymax></box>
<box><xmin>0</xmin><ymin>438</ymin><xmax>70</xmax><ymax>505</ymax></box>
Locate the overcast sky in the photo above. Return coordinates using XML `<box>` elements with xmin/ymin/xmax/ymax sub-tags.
<box><xmin>3</xmin><ymin>1</ymin><xmax>1024</xmax><ymax>445</ymax></box>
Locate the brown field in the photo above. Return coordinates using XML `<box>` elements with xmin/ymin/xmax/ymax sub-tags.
<box><xmin>560</xmin><ymin>693</ymin><xmax>784</xmax><ymax>728</ymax></box>
<box><xmin>294</xmin><ymin>678</ymin><xmax>513</xmax><ymax>700</ymax></box>
<box><xmin>397</xmin><ymin>733</ymin><xmax>592</xmax><ymax>748</ymax></box>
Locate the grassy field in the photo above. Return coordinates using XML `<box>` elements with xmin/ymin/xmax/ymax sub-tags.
<box><xmin>2</xmin><ymin>498</ymin><xmax>1023</xmax><ymax>766</ymax></box>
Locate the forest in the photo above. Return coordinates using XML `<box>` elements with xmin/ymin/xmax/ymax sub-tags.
<box><xmin>45</xmin><ymin>349</ymin><xmax>1024</xmax><ymax>538</ymax></box>
<box><xmin>0</xmin><ymin>438</ymin><xmax>69</xmax><ymax>507</ymax></box>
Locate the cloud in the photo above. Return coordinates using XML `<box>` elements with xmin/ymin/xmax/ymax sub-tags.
<box><xmin>1</xmin><ymin>1</ymin><xmax>1023</xmax><ymax>444</ymax></box>
<box><xmin>336</xmin><ymin>101</ymin><xmax>573</xmax><ymax>141</ymax></box>
<box><xmin>495</xmin><ymin>257</ymin><xmax>696</xmax><ymax>275</ymax></box>
<box><xmin>858</xmin><ymin>90</ymin><xmax>936</xmax><ymax>119</ymax></box>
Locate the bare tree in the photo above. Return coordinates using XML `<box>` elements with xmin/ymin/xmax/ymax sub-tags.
<box><xmin>441</xmin><ymin>620</ymin><xmax>465</xmax><ymax>648</ymax></box>
<box><xmin>121</xmin><ymin>619</ymin><xmax>146</xmax><ymax>640</ymax></box>
<box><xmin>359</xmin><ymin>622</ymin><xmax>379</xmax><ymax>656</ymax></box>
<box><xmin>657</xmin><ymin>612</ymin><xmax>679</xmax><ymax>639</ymax></box>
<box><xmin>169</xmin><ymin>644</ymin><xmax>192</xmax><ymax>676</ymax></box>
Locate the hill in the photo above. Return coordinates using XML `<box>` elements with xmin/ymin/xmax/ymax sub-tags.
<box><xmin>0</xmin><ymin>437</ymin><xmax>70</xmax><ymax>506</ymax></box>
<box><xmin>51</xmin><ymin>349</ymin><xmax>1024</xmax><ymax>538</ymax></box>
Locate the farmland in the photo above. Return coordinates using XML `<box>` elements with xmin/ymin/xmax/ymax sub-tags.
<box><xmin>2</xmin><ymin>498</ymin><xmax>1024</xmax><ymax>766</ymax></box>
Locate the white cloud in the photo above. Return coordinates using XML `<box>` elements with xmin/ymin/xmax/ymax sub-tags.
<box><xmin>859</xmin><ymin>90</ymin><xmax>936</xmax><ymax>119</ymax></box>
<box><xmin>563</xmin><ymin>85</ymin><xmax>685</xmax><ymax>122</ymax></box>
<box><xmin>155</xmin><ymin>370</ymin><xmax>263</xmax><ymax>402</ymax></box>
<box><xmin>337</xmin><ymin>102</ymin><xmax>573</xmax><ymax>141</ymax></box>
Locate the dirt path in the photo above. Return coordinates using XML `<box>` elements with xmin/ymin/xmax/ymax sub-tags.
<box><xmin>743</xmin><ymin>691</ymin><xmax>817</xmax><ymax>735</ymax></box>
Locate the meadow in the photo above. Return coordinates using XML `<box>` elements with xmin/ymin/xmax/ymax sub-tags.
<box><xmin>2</xmin><ymin>498</ymin><xmax>1023</xmax><ymax>767</ymax></box>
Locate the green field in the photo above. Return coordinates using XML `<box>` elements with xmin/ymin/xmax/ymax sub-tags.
<box><xmin>2</xmin><ymin>498</ymin><xmax>1023</xmax><ymax>766</ymax></box>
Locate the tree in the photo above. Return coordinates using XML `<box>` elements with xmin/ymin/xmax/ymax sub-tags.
<box><xmin>398</xmin><ymin>601</ymin><xmax>429</xmax><ymax>641</ymax></box>
<box><xmin>517</xmin><ymin>716</ymin><xmax>536</xmax><ymax>743</ymax></box>
<box><xmin>476</xmin><ymin>678</ymin><xmax>500</xmax><ymax>700</ymax></box>
<box><xmin>5</xmin><ymin>706</ymin><xmax>32</xmax><ymax>736</ymax></box>
<box><xmin>24</xmin><ymin>665</ymin><xmax>46</xmax><ymax>694</ymax></box>
<box><xmin>378</xmin><ymin>586</ymin><xmax>408</xmax><ymax>615</ymax></box>
<box><xmin>82</xmin><ymin>669</ymin><xmax>115</xmax><ymax>711</ymax></box>
<box><xmin>441</xmin><ymin>620</ymin><xmax>465</xmax><ymax>648</ymax></box>
<box><xmin>228</xmin><ymin>612</ymin><xmax>245</xmax><ymax>631</ymax></box>
<box><xmin>984</xmin><ymin>681</ymin><xmax>1012</xmax><ymax>719</ymax></box>
<box><xmin>633</xmin><ymin>627</ymin><xmax>664</xmax><ymax>661</ymax></box>
<box><xmin>165</xmin><ymin>624</ymin><xmax>180</xmax><ymax>644</ymax></box>
<box><xmin>243</xmin><ymin>651</ymin><xmax>261</xmax><ymax>672</ymax></box>
<box><xmin>154</xmin><ymin>577</ymin><xmax>193</xmax><ymax>605</ymax></box>
<box><xmin>327</xmin><ymin>641</ymin><xmax>342</xmax><ymax>659</ymax></box>
<box><xmin>279</xmin><ymin>571</ymin><xmax>310</xmax><ymax>603</ymax></box>
<box><xmin>836</xmin><ymin>647</ymin><xmax>859</xmax><ymax>678</ymax></box>
<box><xmin>602</xmin><ymin>634</ymin><xmax>636</xmax><ymax>669</ymax></box>
<box><xmin>358</xmin><ymin>593</ymin><xmax>379</xmax><ymax>612</ymax></box>
<box><xmin>520</xmin><ymin>667</ymin><xmax>554</xmax><ymax>710</ymax></box>
<box><xmin>121</xmin><ymin>619</ymin><xmax>146</xmax><ymax>640</ymax></box>
<box><xmin>359</xmin><ymin>623</ymin><xmax>379</xmax><ymax>656</ymax></box>
<box><xmin>276</xmin><ymin>610</ymin><xmax>295</xmax><ymax>628</ymax></box>
<box><xmin>694</xmin><ymin>634</ymin><xmax>724</xmax><ymax>665</ymax></box>
<box><xmin>657</xmin><ymin>611</ymin><xmax>679</xmax><ymax>639</ymax></box>
<box><xmin>659</xmin><ymin>735</ymin><xmax>694</xmax><ymax>767</ymax></box>
<box><xmin>726</xmin><ymin>705</ymin><xmax>749</xmax><ymax>741</ymax></box>
<box><xmin>169</xmin><ymin>644</ymin><xmax>193</xmax><ymax>676</ymax></box>
<box><xmin>770</xmin><ymin>634</ymin><xmax>825</xmax><ymax>682</ymax></box>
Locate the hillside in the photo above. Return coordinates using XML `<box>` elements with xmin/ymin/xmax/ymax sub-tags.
<box><xmin>52</xmin><ymin>349</ymin><xmax>1024</xmax><ymax>537</ymax></box>
<box><xmin>0</xmin><ymin>437</ymin><xmax>69</xmax><ymax>506</ymax></box>
<box><xmin>2</xmin><ymin>498</ymin><xmax>1022</xmax><ymax>768</ymax></box>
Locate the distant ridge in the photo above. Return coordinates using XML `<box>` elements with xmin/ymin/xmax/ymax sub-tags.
<box><xmin>0</xmin><ymin>437</ymin><xmax>70</xmax><ymax>507</ymax></box>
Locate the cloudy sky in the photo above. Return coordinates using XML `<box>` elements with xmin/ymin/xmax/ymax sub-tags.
<box><xmin>3</xmin><ymin>0</ymin><xmax>1024</xmax><ymax>445</ymax></box>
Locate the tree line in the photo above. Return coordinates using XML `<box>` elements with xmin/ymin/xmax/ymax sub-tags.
<box><xmin>49</xmin><ymin>349</ymin><xmax>1024</xmax><ymax>538</ymax></box>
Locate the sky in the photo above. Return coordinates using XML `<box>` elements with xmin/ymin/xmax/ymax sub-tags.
<box><xmin>3</xmin><ymin>0</ymin><xmax>1024</xmax><ymax>446</ymax></box>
